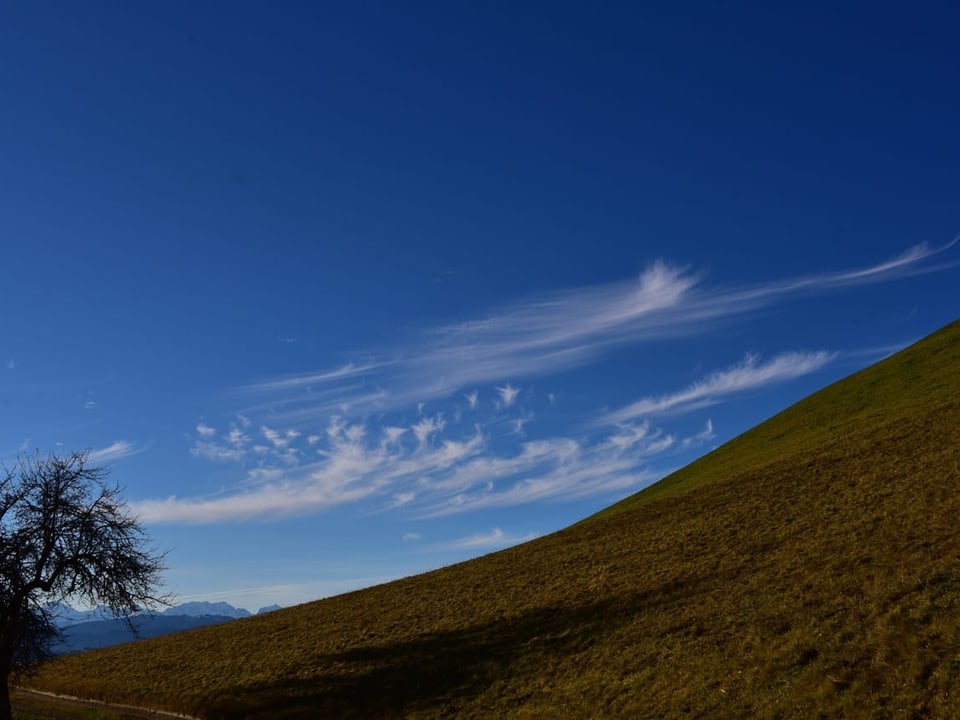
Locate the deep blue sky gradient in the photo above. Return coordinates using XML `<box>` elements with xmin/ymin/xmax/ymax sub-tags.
<box><xmin>2</xmin><ymin>2</ymin><xmax>958</xmax><ymax>609</ymax></box>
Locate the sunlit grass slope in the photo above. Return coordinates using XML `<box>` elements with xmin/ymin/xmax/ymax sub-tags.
<box><xmin>25</xmin><ymin>320</ymin><xmax>960</xmax><ymax>718</ymax></box>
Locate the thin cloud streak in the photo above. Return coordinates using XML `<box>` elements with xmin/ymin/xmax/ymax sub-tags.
<box><xmin>839</xmin><ymin>342</ymin><xmax>913</xmax><ymax>363</ymax></box>
<box><xmin>236</xmin><ymin>243</ymin><xmax>953</xmax><ymax>421</ymax></box>
<box><xmin>88</xmin><ymin>440</ymin><xmax>143</xmax><ymax>463</ymax></box>
<box><xmin>176</xmin><ymin>576</ymin><xmax>397</xmax><ymax>605</ymax></box>
<box><xmin>241</xmin><ymin>361</ymin><xmax>383</xmax><ymax>394</ymax></box>
<box><xmin>597</xmin><ymin>351</ymin><xmax>835</xmax><ymax>426</ymax></box>
<box><xmin>446</xmin><ymin>527</ymin><xmax>540</xmax><ymax>550</ymax></box>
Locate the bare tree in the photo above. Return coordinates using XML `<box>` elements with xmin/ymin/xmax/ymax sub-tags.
<box><xmin>0</xmin><ymin>452</ymin><xmax>166</xmax><ymax>720</ymax></box>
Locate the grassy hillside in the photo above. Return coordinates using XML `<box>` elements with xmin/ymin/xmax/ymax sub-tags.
<box><xmin>23</xmin><ymin>320</ymin><xmax>960</xmax><ymax>719</ymax></box>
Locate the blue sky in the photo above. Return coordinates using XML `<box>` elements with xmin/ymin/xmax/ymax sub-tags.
<box><xmin>2</xmin><ymin>2</ymin><xmax>958</xmax><ymax>611</ymax></box>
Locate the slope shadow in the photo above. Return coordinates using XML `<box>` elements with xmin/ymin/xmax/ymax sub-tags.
<box><xmin>200</xmin><ymin>572</ymin><xmax>713</xmax><ymax>719</ymax></box>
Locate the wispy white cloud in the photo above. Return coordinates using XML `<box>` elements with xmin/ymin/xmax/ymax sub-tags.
<box><xmin>5</xmin><ymin>359</ymin><xmax>14</xmax><ymax>370</ymax></box>
<box><xmin>88</xmin><ymin>440</ymin><xmax>142</xmax><ymax>463</ymax></box>
<box><xmin>682</xmin><ymin>419</ymin><xmax>716</xmax><ymax>448</ymax></box>
<box><xmin>381</xmin><ymin>426</ymin><xmax>407</xmax><ymax>447</ymax></box>
<box><xmin>142</xmin><ymin>420</ymin><xmax>485</xmax><ymax>524</ymax></box>
<box><xmin>235</xmin><ymin>243</ymin><xmax>953</xmax><ymax>422</ymax></box>
<box><xmin>596</xmin><ymin>351</ymin><xmax>835</xmax><ymax>426</ymax></box>
<box><xmin>496</xmin><ymin>384</ymin><xmax>521</xmax><ymax>408</ymax></box>
<box><xmin>402</xmin><ymin>532</ymin><xmax>421</xmax><ymax>542</ymax></box>
<box><xmin>176</xmin><ymin>576</ymin><xmax>397</xmax><ymax>606</ymax></box>
<box><xmin>411</xmin><ymin>415</ymin><xmax>445</xmax><ymax>448</ymax></box>
<box><xmin>840</xmin><ymin>342</ymin><xmax>913</xmax><ymax>363</ymax></box>
<box><xmin>236</xmin><ymin>262</ymin><xmax>699</xmax><ymax>420</ymax></box>
<box><xmin>392</xmin><ymin>492</ymin><xmax>416</xmax><ymax>507</ymax></box>
<box><xmin>261</xmin><ymin>425</ymin><xmax>288</xmax><ymax>449</ymax></box>
<box><xmin>188</xmin><ymin>417</ymin><xmax>308</xmax><ymax>467</ymax></box>
<box><xmin>136</xmin><ymin>408</ymin><xmax>702</xmax><ymax>524</ymax></box>
<box><xmin>446</xmin><ymin>527</ymin><xmax>540</xmax><ymax>550</ymax></box>
<box><xmin>242</xmin><ymin>361</ymin><xmax>381</xmax><ymax>394</ymax></box>
<box><xmin>191</xmin><ymin>441</ymin><xmax>247</xmax><ymax>463</ymax></box>
<box><xmin>147</xmin><ymin>243</ymin><xmax>954</xmax><ymax>526</ymax></box>
<box><xmin>604</xmin><ymin>422</ymin><xmax>652</xmax><ymax>452</ymax></box>
<box><xmin>796</xmin><ymin>239</ymin><xmax>957</xmax><ymax>287</ymax></box>
<box><xmin>511</xmin><ymin>416</ymin><xmax>532</xmax><ymax>435</ymax></box>
<box><xmin>411</xmin><ymin>418</ymin><xmax>709</xmax><ymax>518</ymax></box>
<box><xmin>135</xmin><ymin>481</ymin><xmax>371</xmax><ymax>525</ymax></box>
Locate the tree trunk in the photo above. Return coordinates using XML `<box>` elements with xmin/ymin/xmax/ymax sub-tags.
<box><xmin>0</xmin><ymin>673</ymin><xmax>11</xmax><ymax>720</ymax></box>
<box><xmin>0</xmin><ymin>615</ymin><xmax>14</xmax><ymax>720</ymax></box>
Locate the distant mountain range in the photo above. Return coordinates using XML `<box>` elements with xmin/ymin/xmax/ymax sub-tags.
<box><xmin>45</xmin><ymin>600</ymin><xmax>282</xmax><ymax>654</ymax></box>
<box><xmin>160</xmin><ymin>601</ymin><xmax>253</xmax><ymax>620</ymax></box>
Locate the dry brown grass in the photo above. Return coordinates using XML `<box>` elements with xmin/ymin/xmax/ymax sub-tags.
<box><xmin>21</xmin><ymin>320</ymin><xmax>960</xmax><ymax>718</ymax></box>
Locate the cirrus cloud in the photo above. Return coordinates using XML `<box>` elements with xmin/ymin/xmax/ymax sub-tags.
<box><xmin>235</xmin><ymin>242</ymin><xmax>955</xmax><ymax>422</ymax></box>
<box><xmin>595</xmin><ymin>350</ymin><xmax>836</xmax><ymax>426</ymax></box>
<box><xmin>136</xmin><ymin>242</ymin><xmax>955</xmax><ymax>525</ymax></box>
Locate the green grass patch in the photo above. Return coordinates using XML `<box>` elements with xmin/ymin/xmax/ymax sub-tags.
<box><xmin>23</xmin><ymin>320</ymin><xmax>960</xmax><ymax>718</ymax></box>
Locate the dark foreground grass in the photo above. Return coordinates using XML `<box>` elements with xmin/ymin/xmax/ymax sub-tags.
<box><xmin>22</xmin><ymin>320</ymin><xmax>960</xmax><ymax>718</ymax></box>
<box><xmin>11</xmin><ymin>690</ymin><xmax>134</xmax><ymax>719</ymax></box>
